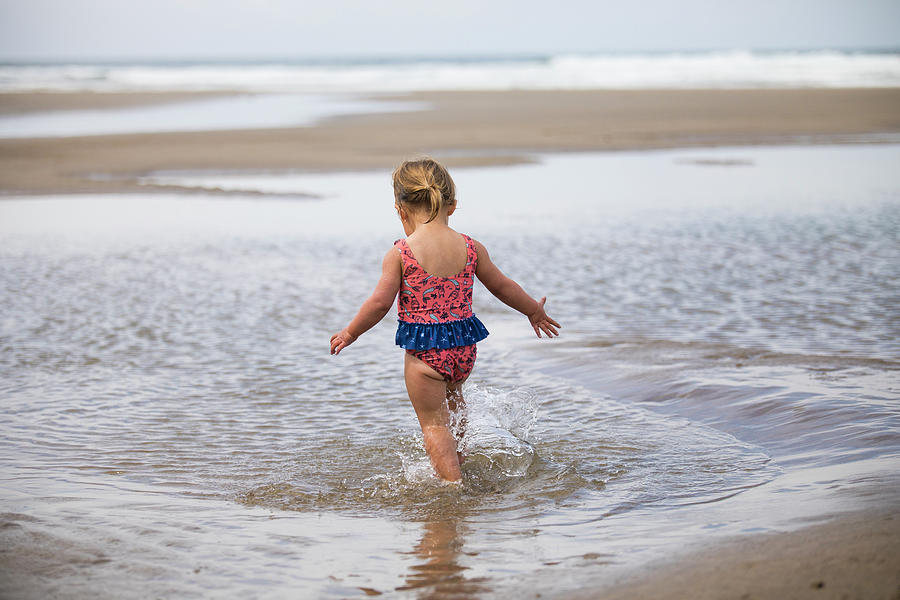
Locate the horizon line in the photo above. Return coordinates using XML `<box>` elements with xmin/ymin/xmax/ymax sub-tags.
<box><xmin>2</xmin><ymin>46</ymin><xmax>899</xmax><ymax>66</ymax></box>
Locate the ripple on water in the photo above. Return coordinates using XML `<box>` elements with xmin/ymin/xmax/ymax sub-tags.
<box><xmin>2</xmin><ymin>147</ymin><xmax>897</xmax><ymax>596</ymax></box>
<box><xmin>233</xmin><ymin>377</ymin><xmax>777</xmax><ymax>522</ymax></box>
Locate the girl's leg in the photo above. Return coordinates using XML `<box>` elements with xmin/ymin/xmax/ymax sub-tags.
<box><xmin>404</xmin><ymin>352</ymin><xmax>462</xmax><ymax>482</ymax></box>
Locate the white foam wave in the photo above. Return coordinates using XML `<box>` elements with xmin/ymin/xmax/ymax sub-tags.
<box><xmin>2</xmin><ymin>51</ymin><xmax>898</xmax><ymax>93</ymax></box>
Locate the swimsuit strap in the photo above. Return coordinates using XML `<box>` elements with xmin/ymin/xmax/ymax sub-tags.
<box><xmin>461</xmin><ymin>234</ymin><xmax>477</xmax><ymax>275</ymax></box>
<box><xmin>394</xmin><ymin>238</ymin><xmax>414</xmax><ymax>274</ymax></box>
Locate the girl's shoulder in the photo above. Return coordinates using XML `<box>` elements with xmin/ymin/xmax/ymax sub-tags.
<box><xmin>382</xmin><ymin>244</ymin><xmax>404</xmax><ymax>267</ymax></box>
<box><xmin>391</xmin><ymin>239</ymin><xmax>412</xmax><ymax>275</ymax></box>
<box><xmin>460</xmin><ymin>232</ymin><xmax>478</xmax><ymax>255</ymax></box>
<box><xmin>465</xmin><ymin>235</ymin><xmax>487</xmax><ymax>255</ymax></box>
<box><xmin>393</xmin><ymin>237</ymin><xmax>411</xmax><ymax>256</ymax></box>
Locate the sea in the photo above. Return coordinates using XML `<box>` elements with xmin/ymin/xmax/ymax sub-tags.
<box><xmin>1</xmin><ymin>51</ymin><xmax>899</xmax><ymax>598</ymax></box>
<box><xmin>2</xmin><ymin>50</ymin><xmax>900</xmax><ymax>93</ymax></box>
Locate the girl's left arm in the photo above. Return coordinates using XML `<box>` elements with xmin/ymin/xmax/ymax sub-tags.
<box><xmin>473</xmin><ymin>239</ymin><xmax>561</xmax><ymax>338</ymax></box>
<box><xmin>330</xmin><ymin>249</ymin><xmax>402</xmax><ymax>355</ymax></box>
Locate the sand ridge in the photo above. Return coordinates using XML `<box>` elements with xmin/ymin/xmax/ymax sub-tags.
<box><xmin>1</xmin><ymin>87</ymin><xmax>899</xmax><ymax>195</ymax></box>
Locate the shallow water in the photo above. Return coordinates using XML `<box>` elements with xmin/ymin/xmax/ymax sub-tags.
<box><xmin>1</xmin><ymin>145</ymin><xmax>898</xmax><ymax>598</ymax></box>
<box><xmin>0</xmin><ymin>93</ymin><xmax>425</xmax><ymax>138</ymax></box>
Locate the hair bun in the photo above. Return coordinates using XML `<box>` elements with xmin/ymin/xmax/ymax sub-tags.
<box><xmin>392</xmin><ymin>157</ymin><xmax>457</xmax><ymax>224</ymax></box>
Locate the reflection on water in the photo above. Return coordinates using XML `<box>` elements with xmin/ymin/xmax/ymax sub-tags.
<box><xmin>1</xmin><ymin>145</ymin><xmax>898</xmax><ymax>597</ymax></box>
<box><xmin>398</xmin><ymin>519</ymin><xmax>488</xmax><ymax>599</ymax></box>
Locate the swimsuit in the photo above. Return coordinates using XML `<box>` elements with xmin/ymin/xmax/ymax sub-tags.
<box><xmin>394</xmin><ymin>234</ymin><xmax>489</xmax><ymax>383</ymax></box>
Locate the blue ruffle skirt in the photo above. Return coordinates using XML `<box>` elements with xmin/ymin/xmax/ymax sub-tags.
<box><xmin>396</xmin><ymin>315</ymin><xmax>489</xmax><ymax>350</ymax></box>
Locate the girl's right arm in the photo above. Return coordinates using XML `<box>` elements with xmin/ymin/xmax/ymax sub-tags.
<box><xmin>330</xmin><ymin>249</ymin><xmax>402</xmax><ymax>355</ymax></box>
<box><xmin>473</xmin><ymin>239</ymin><xmax>560</xmax><ymax>338</ymax></box>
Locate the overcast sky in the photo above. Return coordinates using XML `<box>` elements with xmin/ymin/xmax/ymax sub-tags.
<box><xmin>1</xmin><ymin>0</ymin><xmax>898</xmax><ymax>61</ymax></box>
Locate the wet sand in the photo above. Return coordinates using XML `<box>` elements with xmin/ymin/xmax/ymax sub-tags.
<box><xmin>1</xmin><ymin>88</ymin><xmax>900</xmax><ymax>194</ymax></box>
<box><xmin>589</xmin><ymin>506</ymin><xmax>900</xmax><ymax>600</ymax></box>
<box><xmin>0</xmin><ymin>91</ymin><xmax>230</xmax><ymax>116</ymax></box>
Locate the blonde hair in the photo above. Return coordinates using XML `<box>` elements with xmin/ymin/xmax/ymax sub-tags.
<box><xmin>392</xmin><ymin>157</ymin><xmax>456</xmax><ymax>223</ymax></box>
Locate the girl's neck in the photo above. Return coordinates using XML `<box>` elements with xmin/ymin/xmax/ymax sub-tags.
<box><xmin>401</xmin><ymin>209</ymin><xmax>452</xmax><ymax>237</ymax></box>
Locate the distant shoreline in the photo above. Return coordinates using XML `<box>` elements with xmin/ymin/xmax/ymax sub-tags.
<box><xmin>1</xmin><ymin>87</ymin><xmax>900</xmax><ymax>195</ymax></box>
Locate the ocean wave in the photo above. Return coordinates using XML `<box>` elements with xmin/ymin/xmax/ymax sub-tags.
<box><xmin>1</xmin><ymin>50</ymin><xmax>899</xmax><ymax>92</ymax></box>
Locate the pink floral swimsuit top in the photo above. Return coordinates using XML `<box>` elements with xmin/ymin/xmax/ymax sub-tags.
<box><xmin>394</xmin><ymin>234</ymin><xmax>489</xmax><ymax>351</ymax></box>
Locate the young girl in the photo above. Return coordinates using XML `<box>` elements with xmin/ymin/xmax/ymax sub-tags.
<box><xmin>330</xmin><ymin>158</ymin><xmax>560</xmax><ymax>482</ymax></box>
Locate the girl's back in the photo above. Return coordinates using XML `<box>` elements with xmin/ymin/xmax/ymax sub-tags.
<box><xmin>404</xmin><ymin>228</ymin><xmax>468</xmax><ymax>278</ymax></box>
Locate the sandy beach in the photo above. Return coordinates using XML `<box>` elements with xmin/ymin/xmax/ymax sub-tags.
<box><xmin>1</xmin><ymin>87</ymin><xmax>899</xmax><ymax>195</ymax></box>
<box><xmin>589</xmin><ymin>506</ymin><xmax>900</xmax><ymax>600</ymax></box>
<box><xmin>1</xmin><ymin>85</ymin><xmax>899</xmax><ymax>599</ymax></box>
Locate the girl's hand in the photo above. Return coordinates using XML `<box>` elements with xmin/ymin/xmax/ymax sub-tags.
<box><xmin>330</xmin><ymin>329</ymin><xmax>358</xmax><ymax>355</ymax></box>
<box><xmin>529</xmin><ymin>297</ymin><xmax>561</xmax><ymax>338</ymax></box>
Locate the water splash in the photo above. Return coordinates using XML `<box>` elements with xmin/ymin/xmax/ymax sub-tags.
<box><xmin>236</xmin><ymin>384</ymin><xmax>544</xmax><ymax>514</ymax></box>
<box><xmin>453</xmin><ymin>384</ymin><xmax>539</xmax><ymax>488</ymax></box>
